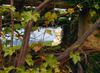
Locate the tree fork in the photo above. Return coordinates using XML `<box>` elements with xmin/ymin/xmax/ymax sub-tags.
<box><xmin>56</xmin><ymin>17</ymin><xmax>100</xmax><ymax>62</ymax></box>
<box><xmin>17</xmin><ymin>0</ymin><xmax>52</xmax><ymax>66</ymax></box>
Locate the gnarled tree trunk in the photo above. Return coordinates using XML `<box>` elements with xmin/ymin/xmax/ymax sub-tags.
<box><xmin>17</xmin><ymin>0</ymin><xmax>52</xmax><ymax>66</ymax></box>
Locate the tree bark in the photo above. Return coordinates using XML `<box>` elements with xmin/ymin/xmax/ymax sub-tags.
<box><xmin>17</xmin><ymin>0</ymin><xmax>52</xmax><ymax>66</ymax></box>
<box><xmin>10</xmin><ymin>0</ymin><xmax>14</xmax><ymax>47</ymax></box>
<box><xmin>57</xmin><ymin>17</ymin><xmax>100</xmax><ymax>62</ymax></box>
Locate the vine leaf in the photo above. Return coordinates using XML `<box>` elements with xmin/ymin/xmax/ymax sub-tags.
<box><xmin>52</xmin><ymin>13</ymin><xmax>57</xmax><ymax>19</ymax></box>
<box><xmin>89</xmin><ymin>9</ymin><xmax>96</xmax><ymax>16</ymax></box>
<box><xmin>13</xmin><ymin>12</ymin><xmax>21</xmax><ymax>20</ymax></box>
<box><xmin>21</xmin><ymin>11</ymin><xmax>40</xmax><ymax>22</ymax></box>
<box><xmin>14</xmin><ymin>24</ymin><xmax>21</xmax><ymax>29</ymax></box>
<box><xmin>2</xmin><ymin>27</ymin><xmax>11</xmax><ymax>34</ymax></box>
<box><xmin>21</xmin><ymin>22</ymin><xmax>26</xmax><ymax>28</ymax></box>
<box><xmin>68</xmin><ymin>8</ymin><xmax>74</xmax><ymax>14</ymax></box>
<box><xmin>33</xmin><ymin>46</ymin><xmax>42</xmax><ymax>52</ymax></box>
<box><xmin>10</xmin><ymin>6</ymin><xmax>16</xmax><ymax>12</ymax></box>
<box><xmin>3</xmin><ymin>47</ymin><xmax>15</xmax><ymax>57</ymax></box>
<box><xmin>45</xmin><ymin>29</ymin><xmax>53</xmax><ymax>36</ymax></box>
<box><xmin>70</xmin><ymin>51</ymin><xmax>81</xmax><ymax>64</ymax></box>
<box><xmin>16</xmin><ymin>66</ymin><xmax>25</xmax><ymax>72</ymax></box>
<box><xmin>45</xmin><ymin>12</ymin><xmax>51</xmax><ymax>18</ymax></box>
<box><xmin>41</xmin><ymin>68</ymin><xmax>47</xmax><ymax>73</ymax></box>
<box><xmin>54</xmin><ymin>67</ymin><xmax>60</xmax><ymax>73</ymax></box>
<box><xmin>94</xmin><ymin>3</ymin><xmax>99</xmax><ymax>10</ymax></box>
<box><xmin>4</xmin><ymin>66</ymin><xmax>15</xmax><ymax>73</ymax></box>
<box><xmin>25</xmin><ymin>54</ymin><xmax>34</xmax><ymax>66</ymax></box>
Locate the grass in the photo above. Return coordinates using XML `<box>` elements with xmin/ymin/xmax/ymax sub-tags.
<box><xmin>3</xmin><ymin>41</ymin><xmax>53</xmax><ymax>50</ymax></box>
<box><xmin>43</xmin><ymin>41</ymin><xmax>53</xmax><ymax>46</ymax></box>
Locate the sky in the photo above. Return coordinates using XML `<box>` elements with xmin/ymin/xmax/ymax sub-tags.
<box><xmin>1</xmin><ymin>5</ymin><xmax>65</xmax><ymax>41</ymax></box>
<box><xmin>1</xmin><ymin>27</ymin><xmax>62</xmax><ymax>41</ymax></box>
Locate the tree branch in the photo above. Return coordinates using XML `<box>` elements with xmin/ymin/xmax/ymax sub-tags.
<box><xmin>57</xmin><ymin>17</ymin><xmax>100</xmax><ymax>62</ymax></box>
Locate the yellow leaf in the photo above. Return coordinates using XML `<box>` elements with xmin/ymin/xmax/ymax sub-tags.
<box><xmin>33</xmin><ymin>46</ymin><xmax>42</xmax><ymax>52</ymax></box>
<box><xmin>10</xmin><ymin>6</ymin><xmax>16</xmax><ymax>12</ymax></box>
<box><xmin>18</xmin><ymin>37</ymin><xmax>23</xmax><ymax>42</ymax></box>
<box><xmin>54</xmin><ymin>67</ymin><xmax>60</xmax><ymax>73</ymax></box>
<box><xmin>45</xmin><ymin>29</ymin><xmax>53</xmax><ymax>36</ymax></box>
<box><xmin>68</xmin><ymin>8</ymin><xmax>74</xmax><ymax>14</ymax></box>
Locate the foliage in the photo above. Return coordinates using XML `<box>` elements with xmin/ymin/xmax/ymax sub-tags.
<box><xmin>45</xmin><ymin>29</ymin><xmax>53</xmax><ymax>36</ymax></box>
<box><xmin>3</xmin><ymin>47</ymin><xmax>15</xmax><ymax>57</ymax></box>
<box><xmin>25</xmin><ymin>54</ymin><xmax>34</xmax><ymax>66</ymax></box>
<box><xmin>0</xmin><ymin>54</ymin><xmax>60</xmax><ymax>73</ymax></box>
<box><xmin>1</xmin><ymin>0</ymin><xmax>100</xmax><ymax>73</ymax></box>
<box><xmin>70</xmin><ymin>51</ymin><xmax>81</xmax><ymax>64</ymax></box>
<box><xmin>21</xmin><ymin>11</ymin><xmax>40</xmax><ymax>22</ymax></box>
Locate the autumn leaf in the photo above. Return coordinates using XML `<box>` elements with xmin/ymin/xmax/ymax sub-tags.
<box><xmin>33</xmin><ymin>46</ymin><xmax>42</xmax><ymax>52</ymax></box>
<box><xmin>45</xmin><ymin>29</ymin><xmax>53</xmax><ymax>36</ymax></box>
<box><xmin>18</xmin><ymin>37</ymin><xmax>23</xmax><ymax>42</ymax></box>
<box><xmin>45</xmin><ymin>21</ymin><xmax>49</xmax><ymax>25</ymax></box>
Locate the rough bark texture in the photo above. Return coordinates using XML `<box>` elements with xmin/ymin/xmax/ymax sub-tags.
<box><xmin>18</xmin><ymin>0</ymin><xmax>52</xmax><ymax>66</ymax></box>
<box><xmin>57</xmin><ymin>17</ymin><xmax>100</xmax><ymax>62</ymax></box>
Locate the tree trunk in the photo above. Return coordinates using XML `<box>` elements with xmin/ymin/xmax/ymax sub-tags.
<box><xmin>17</xmin><ymin>0</ymin><xmax>52</xmax><ymax>66</ymax></box>
<box><xmin>10</xmin><ymin>0</ymin><xmax>14</xmax><ymax>47</ymax></box>
<box><xmin>57</xmin><ymin>17</ymin><xmax>100</xmax><ymax>62</ymax></box>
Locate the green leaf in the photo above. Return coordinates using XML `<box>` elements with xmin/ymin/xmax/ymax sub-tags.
<box><xmin>16</xmin><ymin>66</ymin><xmax>25</xmax><ymax>72</ymax></box>
<box><xmin>52</xmin><ymin>13</ymin><xmax>57</xmax><ymax>19</ymax></box>
<box><xmin>89</xmin><ymin>9</ymin><xmax>96</xmax><ymax>16</ymax></box>
<box><xmin>3</xmin><ymin>47</ymin><xmax>15</xmax><ymax>57</ymax></box>
<box><xmin>68</xmin><ymin>8</ymin><xmax>74</xmax><ymax>14</ymax></box>
<box><xmin>45</xmin><ymin>54</ymin><xmax>54</xmax><ymax>61</ymax></box>
<box><xmin>72</xmin><ymin>56</ymin><xmax>78</xmax><ymax>64</ymax></box>
<box><xmin>3</xmin><ymin>27</ymin><xmax>11</xmax><ymax>34</ymax></box>
<box><xmin>32</xmin><ymin>68</ymin><xmax>39</xmax><ymax>73</ymax></box>
<box><xmin>21</xmin><ymin>11</ymin><xmax>32</xmax><ymax>22</ymax></box>
<box><xmin>21</xmin><ymin>22</ymin><xmax>26</xmax><ymax>28</ymax></box>
<box><xmin>25</xmin><ymin>54</ymin><xmax>34</xmax><ymax>66</ymax></box>
<box><xmin>70</xmin><ymin>51</ymin><xmax>73</xmax><ymax>58</ymax></box>
<box><xmin>10</xmin><ymin>6</ymin><xmax>16</xmax><ymax>12</ymax></box>
<box><xmin>13</xmin><ymin>12</ymin><xmax>21</xmax><ymax>20</ymax></box>
<box><xmin>42</xmin><ymin>62</ymin><xmax>48</xmax><ymax>68</ymax></box>
<box><xmin>45</xmin><ymin>29</ymin><xmax>53</xmax><ymax>36</ymax></box>
<box><xmin>45</xmin><ymin>54</ymin><xmax>59</xmax><ymax>68</ymax></box>
<box><xmin>21</xmin><ymin>11</ymin><xmax>39</xmax><ymax>22</ymax></box>
<box><xmin>14</xmin><ymin>24</ymin><xmax>21</xmax><ymax>29</ymax></box>
<box><xmin>4</xmin><ymin>66</ymin><xmax>15</xmax><ymax>73</ymax></box>
<box><xmin>70</xmin><ymin>52</ymin><xmax>81</xmax><ymax>65</ymax></box>
<box><xmin>58</xmin><ymin>10</ymin><xmax>63</xmax><ymax>14</ymax></box>
<box><xmin>94</xmin><ymin>3</ymin><xmax>99</xmax><ymax>10</ymax></box>
<box><xmin>47</xmin><ymin>69</ymin><xmax>52</xmax><ymax>73</ymax></box>
<box><xmin>41</xmin><ymin>68</ymin><xmax>47</xmax><ymax>73</ymax></box>
<box><xmin>45</xmin><ymin>12</ymin><xmax>51</xmax><ymax>18</ymax></box>
<box><xmin>33</xmin><ymin>11</ymin><xmax>40</xmax><ymax>22</ymax></box>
